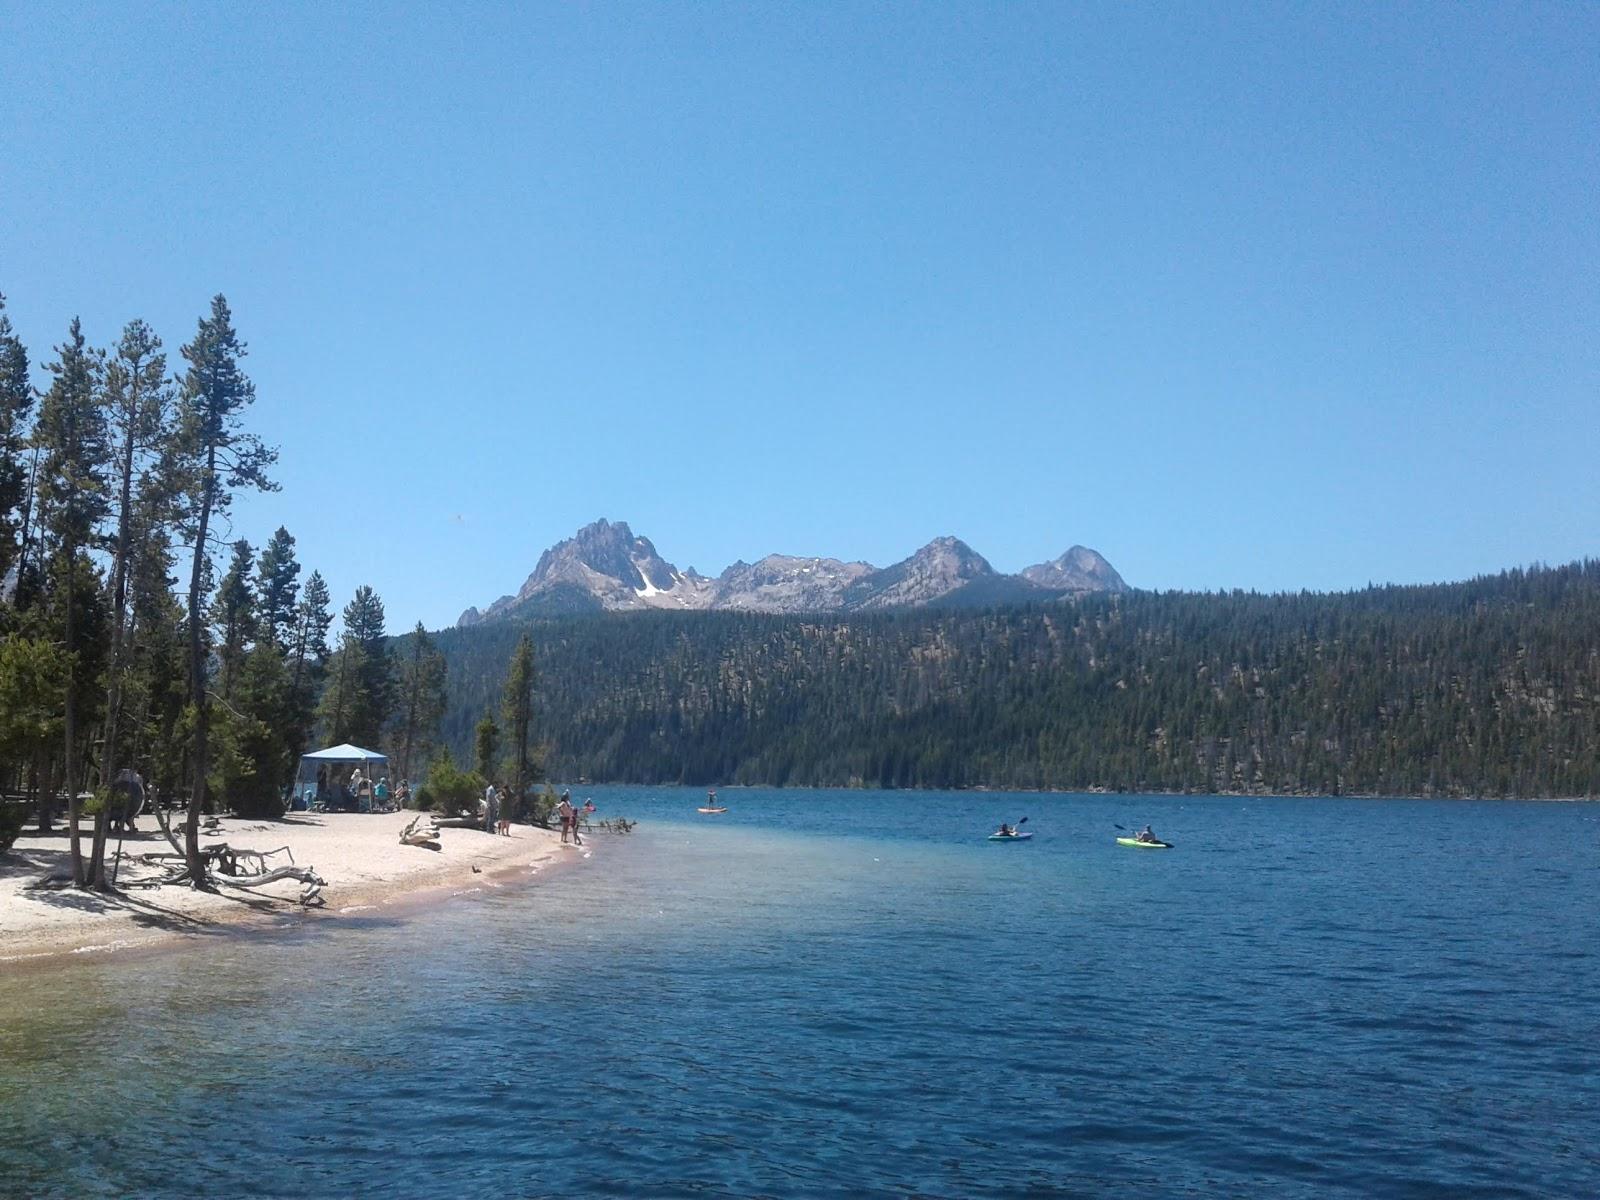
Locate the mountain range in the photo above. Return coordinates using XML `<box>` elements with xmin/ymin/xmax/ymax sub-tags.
<box><xmin>456</xmin><ymin>519</ymin><xmax>1126</xmax><ymax>626</ymax></box>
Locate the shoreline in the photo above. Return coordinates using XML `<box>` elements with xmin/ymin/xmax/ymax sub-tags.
<box><xmin>580</xmin><ymin>781</ymin><xmax>1599</xmax><ymax>803</ymax></box>
<box><xmin>0</xmin><ymin>811</ymin><xmax>577</xmax><ymax>970</ymax></box>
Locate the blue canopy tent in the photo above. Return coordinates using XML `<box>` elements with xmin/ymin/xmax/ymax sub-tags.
<box><xmin>295</xmin><ymin>743</ymin><xmax>390</xmax><ymax>812</ymax></box>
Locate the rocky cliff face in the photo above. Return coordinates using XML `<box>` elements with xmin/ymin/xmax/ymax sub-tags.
<box><xmin>712</xmin><ymin>555</ymin><xmax>875</xmax><ymax>612</ymax></box>
<box><xmin>458</xmin><ymin>519</ymin><xmax>1127</xmax><ymax>625</ymax></box>
<box><xmin>841</xmin><ymin>537</ymin><xmax>996</xmax><ymax>610</ymax></box>
<box><xmin>515</xmin><ymin>518</ymin><xmax>712</xmax><ymax>611</ymax></box>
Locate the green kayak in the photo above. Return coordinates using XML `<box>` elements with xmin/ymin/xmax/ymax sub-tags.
<box><xmin>1116</xmin><ymin>837</ymin><xmax>1173</xmax><ymax>849</ymax></box>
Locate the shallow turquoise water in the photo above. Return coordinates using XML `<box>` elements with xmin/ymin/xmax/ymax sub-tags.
<box><xmin>2</xmin><ymin>789</ymin><xmax>1598</xmax><ymax>1197</ymax></box>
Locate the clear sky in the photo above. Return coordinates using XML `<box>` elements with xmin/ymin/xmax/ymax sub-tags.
<box><xmin>2</xmin><ymin>3</ymin><xmax>1596</xmax><ymax>631</ymax></box>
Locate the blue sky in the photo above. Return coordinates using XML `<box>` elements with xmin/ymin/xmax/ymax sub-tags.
<box><xmin>2</xmin><ymin>3</ymin><xmax>1595</xmax><ymax>630</ymax></box>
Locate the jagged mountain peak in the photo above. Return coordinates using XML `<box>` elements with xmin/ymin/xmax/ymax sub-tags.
<box><xmin>457</xmin><ymin>520</ymin><xmax>1126</xmax><ymax>625</ymax></box>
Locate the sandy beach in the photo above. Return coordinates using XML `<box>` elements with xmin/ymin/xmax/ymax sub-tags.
<box><xmin>0</xmin><ymin>811</ymin><xmax>571</xmax><ymax>966</ymax></box>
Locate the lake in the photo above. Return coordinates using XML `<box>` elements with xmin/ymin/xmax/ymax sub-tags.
<box><xmin>2</xmin><ymin>789</ymin><xmax>1597</xmax><ymax>1198</ymax></box>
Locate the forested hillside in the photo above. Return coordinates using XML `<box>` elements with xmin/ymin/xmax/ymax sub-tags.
<box><xmin>423</xmin><ymin>561</ymin><xmax>1600</xmax><ymax>799</ymax></box>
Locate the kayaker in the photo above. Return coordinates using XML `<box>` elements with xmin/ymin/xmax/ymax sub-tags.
<box><xmin>997</xmin><ymin>823</ymin><xmax>1013</xmax><ymax>837</ymax></box>
<box><xmin>1137</xmin><ymin>825</ymin><xmax>1157</xmax><ymax>843</ymax></box>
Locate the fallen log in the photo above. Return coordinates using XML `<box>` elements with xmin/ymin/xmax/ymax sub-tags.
<box><xmin>399</xmin><ymin>814</ymin><xmax>442</xmax><ymax>850</ymax></box>
<box><xmin>216</xmin><ymin>864</ymin><xmax>327</xmax><ymax>906</ymax></box>
<box><xmin>145</xmin><ymin>801</ymin><xmax>324</xmax><ymax>900</ymax></box>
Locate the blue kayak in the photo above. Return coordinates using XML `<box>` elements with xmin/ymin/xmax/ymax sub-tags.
<box><xmin>987</xmin><ymin>831</ymin><xmax>1033</xmax><ymax>842</ymax></box>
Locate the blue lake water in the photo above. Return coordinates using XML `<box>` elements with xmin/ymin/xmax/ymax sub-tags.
<box><xmin>2</xmin><ymin>788</ymin><xmax>1599</xmax><ymax>1198</ymax></box>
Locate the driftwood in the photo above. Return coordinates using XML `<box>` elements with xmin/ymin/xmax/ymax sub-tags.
<box><xmin>592</xmin><ymin>818</ymin><xmax>637</xmax><ymax>834</ymax></box>
<box><xmin>216</xmin><ymin>864</ymin><xmax>327</xmax><ymax>906</ymax></box>
<box><xmin>399</xmin><ymin>814</ymin><xmax>442</xmax><ymax>850</ymax></box>
<box><xmin>134</xmin><ymin>797</ymin><xmax>325</xmax><ymax>903</ymax></box>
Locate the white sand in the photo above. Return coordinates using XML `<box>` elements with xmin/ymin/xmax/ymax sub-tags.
<box><xmin>0</xmin><ymin>811</ymin><xmax>570</xmax><ymax>965</ymax></box>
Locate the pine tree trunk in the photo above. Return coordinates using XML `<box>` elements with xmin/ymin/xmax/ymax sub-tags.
<box><xmin>63</xmin><ymin>538</ymin><xmax>84</xmax><ymax>887</ymax></box>
<box><xmin>31</xmin><ymin>754</ymin><xmax>49</xmax><ymax>834</ymax></box>
<box><xmin>185</xmin><ymin>448</ymin><xmax>215</xmax><ymax>887</ymax></box>
<box><xmin>93</xmin><ymin>406</ymin><xmax>140</xmax><ymax>890</ymax></box>
<box><xmin>400</xmin><ymin>670</ymin><xmax>419</xmax><ymax>784</ymax></box>
<box><xmin>289</xmin><ymin>618</ymin><xmax>309</xmax><ymax>761</ymax></box>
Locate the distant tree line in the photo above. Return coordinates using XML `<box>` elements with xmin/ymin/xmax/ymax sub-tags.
<box><xmin>429</xmin><ymin>561</ymin><xmax>1600</xmax><ymax>799</ymax></box>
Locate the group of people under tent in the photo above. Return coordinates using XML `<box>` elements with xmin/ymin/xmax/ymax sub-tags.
<box><xmin>297</xmin><ymin>766</ymin><xmax>410</xmax><ymax>813</ymax></box>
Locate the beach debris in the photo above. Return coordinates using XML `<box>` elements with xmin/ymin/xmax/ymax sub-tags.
<box><xmin>217</xmin><ymin>864</ymin><xmax>327</xmax><ymax>906</ymax></box>
<box><xmin>399</xmin><ymin>814</ymin><xmax>443</xmax><ymax>851</ymax></box>
<box><xmin>140</xmin><ymin>795</ymin><xmax>326</xmax><ymax>904</ymax></box>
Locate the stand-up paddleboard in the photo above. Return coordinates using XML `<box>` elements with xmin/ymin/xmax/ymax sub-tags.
<box><xmin>698</xmin><ymin>806</ymin><xmax>728</xmax><ymax>814</ymax></box>
<box><xmin>1116</xmin><ymin>837</ymin><xmax>1173</xmax><ymax>849</ymax></box>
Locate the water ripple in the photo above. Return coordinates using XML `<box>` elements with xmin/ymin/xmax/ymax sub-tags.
<box><xmin>3</xmin><ymin>788</ymin><xmax>1599</xmax><ymax>1198</ymax></box>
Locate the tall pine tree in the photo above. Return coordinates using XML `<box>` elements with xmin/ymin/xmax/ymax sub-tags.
<box><xmin>93</xmin><ymin>317</ymin><xmax>173</xmax><ymax>887</ymax></box>
<box><xmin>34</xmin><ymin>318</ymin><xmax>110</xmax><ymax>886</ymax></box>
<box><xmin>287</xmin><ymin>568</ymin><xmax>332</xmax><ymax>760</ymax></box>
<box><xmin>339</xmin><ymin>585</ymin><xmax>392</xmax><ymax>747</ymax></box>
<box><xmin>501</xmin><ymin>632</ymin><xmax>538</xmax><ymax>803</ymax></box>
<box><xmin>176</xmin><ymin>295</ymin><xmax>277</xmax><ymax>884</ymax></box>
<box><xmin>254</xmin><ymin>526</ymin><xmax>300</xmax><ymax>650</ymax></box>
<box><xmin>394</xmin><ymin>621</ymin><xmax>448</xmax><ymax>785</ymax></box>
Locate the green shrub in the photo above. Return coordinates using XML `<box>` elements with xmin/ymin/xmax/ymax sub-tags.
<box><xmin>424</xmin><ymin>749</ymin><xmax>485</xmax><ymax>819</ymax></box>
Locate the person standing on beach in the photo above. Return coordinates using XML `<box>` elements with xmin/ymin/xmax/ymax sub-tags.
<box><xmin>484</xmin><ymin>780</ymin><xmax>499</xmax><ymax>834</ymax></box>
<box><xmin>557</xmin><ymin>791</ymin><xmax>574</xmax><ymax>844</ymax></box>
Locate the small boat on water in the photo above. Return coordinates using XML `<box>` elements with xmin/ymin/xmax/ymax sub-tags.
<box><xmin>698</xmin><ymin>806</ymin><xmax>728</xmax><ymax>814</ymax></box>
<box><xmin>1116</xmin><ymin>836</ymin><xmax>1173</xmax><ymax>849</ymax></box>
<box><xmin>987</xmin><ymin>831</ymin><xmax>1033</xmax><ymax>842</ymax></box>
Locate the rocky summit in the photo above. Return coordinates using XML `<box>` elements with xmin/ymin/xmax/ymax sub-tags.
<box><xmin>1019</xmin><ymin>545</ymin><xmax>1127</xmax><ymax>593</ymax></box>
<box><xmin>457</xmin><ymin>519</ymin><xmax>1127</xmax><ymax>626</ymax></box>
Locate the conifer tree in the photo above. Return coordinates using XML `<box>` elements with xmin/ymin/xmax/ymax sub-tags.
<box><xmin>0</xmin><ymin>293</ymin><xmax>33</xmax><ymax>594</ymax></box>
<box><xmin>34</xmin><ymin>318</ymin><xmax>110</xmax><ymax>886</ymax></box>
<box><xmin>290</xmin><ymin>570</ymin><xmax>333</xmax><ymax>693</ymax></box>
<box><xmin>92</xmin><ymin>318</ymin><xmax>172</xmax><ymax>887</ymax></box>
<box><xmin>215</xmin><ymin>638</ymin><xmax>295</xmax><ymax>817</ymax></box>
<box><xmin>394</xmin><ymin>621</ymin><xmax>448</xmax><ymax>784</ymax></box>
<box><xmin>254</xmin><ymin>526</ymin><xmax>300</xmax><ymax>650</ymax></box>
<box><xmin>287</xmin><ymin>569</ymin><xmax>332</xmax><ymax>760</ymax></box>
<box><xmin>339</xmin><ymin>585</ymin><xmax>392</xmax><ymax>746</ymax></box>
<box><xmin>474</xmin><ymin>713</ymin><xmax>499</xmax><ymax>781</ymax></box>
<box><xmin>211</xmin><ymin>539</ymin><xmax>255</xmax><ymax>701</ymax></box>
<box><xmin>316</xmin><ymin>634</ymin><xmax>367</xmax><ymax>747</ymax></box>
<box><xmin>501</xmin><ymin>632</ymin><xmax>538</xmax><ymax>803</ymax></box>
<box><xmin>176</xmin><ymin>295</ymin><xmax>277</xmax><ymax>884</ymax></box>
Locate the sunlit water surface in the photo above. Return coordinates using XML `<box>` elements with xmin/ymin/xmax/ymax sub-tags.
<box><xmin>2</xmin><ymin>789</ymin><xmax>1598</xmax><ymax>1198</ymax></box>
